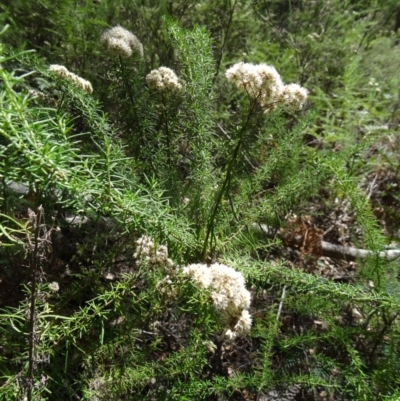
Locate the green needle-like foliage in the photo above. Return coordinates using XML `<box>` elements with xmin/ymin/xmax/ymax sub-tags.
<box><xmin>0</xmin><ymin>1</ymin><xmax>400</xmax><ymax>400</ymax></box>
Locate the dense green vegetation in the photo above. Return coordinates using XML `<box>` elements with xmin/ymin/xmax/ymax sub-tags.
<box><xmin>1</xmin><ymin>0</ymin><xmax>400</xmax><ymax>400</ymax></box>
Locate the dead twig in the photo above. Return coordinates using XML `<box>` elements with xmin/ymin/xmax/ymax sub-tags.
<box><xmin>276</xmin><ymin>285</ymin><xmax>286</xmax><ymax>322</ymax></box>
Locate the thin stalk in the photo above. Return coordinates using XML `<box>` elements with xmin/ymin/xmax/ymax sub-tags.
<box><xmin>119</xmin><ymin>55</ymin><xmax>135</xmax><ymax>109</ymax></box>
<box><xmin>161</xmin><ymin>94</ymin><xmax>171</xmax><ymax>166</ymax></box>
<box><xmin>276</xmin><ymin>285</ymin><xmax>287</xmax><ymax>322</ymax></box>
<box><xmin>118</xmin><ymin>56</ymin><xmax>141</xmax><ymax>158</ymax></box>
<box><xmin>213</xmin><ymin>0</ymin><xmax>237</xmax><ymax>83</ymax></box>
<box><xmin>56</xmin><ymin>91</ymin><xmax>66</xmax><ymax>114</ymax></box>
<box><xmin>2</xmin><ymin>176</ymin><xmax>7</xmax><ymax>213</ymax></box>
<box><xmin>104</xmin><ymin>135</ymin><xmax>112</xmax><ymax>199</ymax></box>
<box><xmin>202</xmin><ymin>100</ymin><xmax>256</xmax><ymax>256</ymax></box>
<box><xmin>27</xmin><ymin>206</ymin><xmax>43</xmax><ymax>401</ymax></box>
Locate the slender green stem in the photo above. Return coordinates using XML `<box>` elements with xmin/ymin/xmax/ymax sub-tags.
<box><xmin>27</xmin><ymin>206</ymin><xmax>43</xmax><ymax>401</ymax></box>
<box><xmin>213</xmin><ymin>0</ymin><xmax>237</xmax><ymax>83</ymax></box>
<box><xmin>104</xmin><ymin>135</ymin><xmax>112</xmax><ymax>198</ymax></box>
<box><xmin>161</xmin><ymin>94</ymin><xmax>171</xmax><ymax>166</ymax></box>
<box><xmin>57</xmin><ymin>91</ymin><xmax>66</xmax><ymax>114</ymax></box>
<box><xmin>118</xmin><ymin>56</ymin><xmax>142</xmax><ymax>158</ymax></box>
<box><xmin>2</xmin><ymin>176</ymin><xmax>7</xmax><ymax>213</ymax></box>
<box><xmin>202</xmin><ymin>100</ymin><xmax>256</xmax><ymax>256</ymax></box>
<box><xmin>119</xmin><ymin>55</ymin><xmax>135</xmax><ymax>109</ymax></box>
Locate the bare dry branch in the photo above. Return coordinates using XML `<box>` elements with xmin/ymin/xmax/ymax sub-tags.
<box><xmin>252</xmin><ymin>223</ymin><xmax>400</xmax><ymax>262</ymax></box>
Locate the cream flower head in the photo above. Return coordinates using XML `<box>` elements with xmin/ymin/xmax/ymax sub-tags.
<box><xmin>182</xmin><ymin>262</ymin><xmax>252</xmax><ymax>339</ymax></box>
<box><xmin>226</xmin><ymin>62</ymin><xmax>308</xmax><ymax>113</ymax></box>
<box><xmin>182</xmin><ymin>263</ymin><xmax>212</xmax><ymax>289</ymax></box>
<box><xmin>146</xmin><ymin>67</ymin><xmax>182</xmax><ymax>93</ymax></box>
<box><xmin>100</xmin><ymin>25</ymin><xmax>143</xmax><ymax>58</ymax></box>
<box><xmin>277</xmin><ymin>83</ymin><xmax>308</xmax><ymax>111</ymax></box>
<box><xmin>134</xmin><ymin>235</ymin><xmax>175</xmax><ymax>272</ymax></box>
<box><xmin>48</xmin><ymin>281</ymin><xmax>59</xmax><ymax>292</ymax></box>
<box><xmin>49</xmin><ymin>64</ymin><xmax>93</xmax><ymax>93</ymax></box>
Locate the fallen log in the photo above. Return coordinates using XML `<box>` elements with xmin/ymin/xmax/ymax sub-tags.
<box><xmin>252</xmin><ymin>223</ymin><xmax>400</xmax><ymax>262</ymax></box>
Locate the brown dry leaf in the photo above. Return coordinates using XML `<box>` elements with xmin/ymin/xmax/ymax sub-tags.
<box><xmin>281</xmin><ymin>215</ymin><xmax>324</xmax><ymax>271</ymax></box>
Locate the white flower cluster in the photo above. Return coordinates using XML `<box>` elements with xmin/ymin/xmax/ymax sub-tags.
<box><xmin>182</xmin><ymin>262</ymin><xmax>252</xmax><ymax>340</ymax></box>
<box><xmin>49</xmin><ymin>64</ymin><xmax>93</xmax><ymax>93</ymax></box>
<box><xmin>181</xmin><ymin>263</ymin><xmax>211</xmax><ymax>289</ymax></box>
<box><xmin>48</xmin><ymin>281</ymin><xmax>59</xmax><ymax>292</ymax></box>
<box><xmin>155</xmin><ymin>274</ymin><xmax>178</xmax><ymax>298</ymax></box>
<box><xmin>28</xmin><ymin>89</ymin><xmax>45</xmax><ymax>100</ymax></box>
<box><xmin>134</xmin><ymin>235</ymin><xmax>177</xmax><ymax>297</ymax></box>
<box><xmin>134</xmin><ymin>235</ymin><xmax>175</xmax><ymax>270</ymax></box>
<box><xmin>225</xmin><ymin>310</ymin><xmax>252</xmax><ymax>340</ymax></box>
<box><xmin>146</xmin><ymin>67</ymin><xmax>182</xmax><ymax>93</ymax></box>
<box><xmin>225</xmin><ymin>62</ymin><xmax>308</xmax><ymax>113</ymax></box>
<box><xmin>100</xmin><ymin>25</ymin><xmax>143</xmax><ymax>58</ymax></box>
